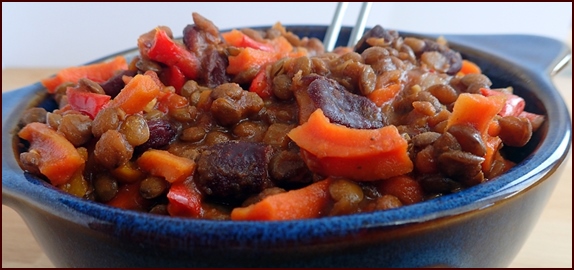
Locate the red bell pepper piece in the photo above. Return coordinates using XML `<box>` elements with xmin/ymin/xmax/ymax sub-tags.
<box><xmin>162</xmin><ymin>65</ymin><xmax>187</xmax><ymax>94</ymax></box>
<box><xmin>249</xmin><ymin>67</ymin><xmax>272</xmax><ymax>99</ymax></box>
<box><xmin>480</xmin><ymin>88</ymin><xmax>525</xmax><ymax>117</ymax></box>
<box><xmin>518</xmin><ymin>111</ymin><xmax>545</xmax><ymax>132</ymax></box>
<box><xmin>147</xmin><ymin>27</ymin><xmax>200</xmax><ymax>80</ymax></box>
<box><xmin>167</xmin><ymin>181</ymin><xmax>203</xmax><ymax>218</ymax></box>
<box><xmin>66</xmin><ymin>87</ymin><xmax>111</xmax><ymax>119</ymax></box>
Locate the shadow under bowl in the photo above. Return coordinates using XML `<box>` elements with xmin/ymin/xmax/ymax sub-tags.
<box><xmin>2</xmin><ymin>25</ymin><xmax>572</xmax><ymax>267</ymax></box>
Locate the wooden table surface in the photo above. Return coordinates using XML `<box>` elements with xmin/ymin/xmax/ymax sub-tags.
<box><xmin>2</xmin><ymin>59</ymin><xmax>572</xmax><ymax>267</ymax></box>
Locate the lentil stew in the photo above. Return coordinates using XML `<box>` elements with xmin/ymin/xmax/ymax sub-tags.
<box><xmin>15</xmin><ymin>12</ymin><xmax>545</xmax><ymax>221</ymax></box>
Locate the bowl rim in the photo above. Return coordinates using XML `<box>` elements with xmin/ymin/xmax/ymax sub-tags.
<box><xmin>2</xmin><ymin>25</ymin><xmax>572</xmax><ymax>245</ymax></box>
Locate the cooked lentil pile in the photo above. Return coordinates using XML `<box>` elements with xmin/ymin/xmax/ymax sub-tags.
<box><xmin>16</xmin><ymin>12</ymin><xmax>544</xmax><ymax>220</ymax></box>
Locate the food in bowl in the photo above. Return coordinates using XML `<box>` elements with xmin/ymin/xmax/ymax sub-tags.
<box><xmin>15</xmin><ymin>12</ymin><xmax>545</xmax><ymax>221</ymax></box>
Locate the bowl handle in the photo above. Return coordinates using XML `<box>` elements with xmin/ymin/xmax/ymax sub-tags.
<box><xmin>443</xmin><ymin>34</ymin><xmax>572</xmax><ymax>76</ymax></box>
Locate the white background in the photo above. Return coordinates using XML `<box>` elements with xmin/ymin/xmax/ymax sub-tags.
<box><xmin>2</xmin><ymin>2</ymin><xmax>572</xmax><ymax>68</ymax></box>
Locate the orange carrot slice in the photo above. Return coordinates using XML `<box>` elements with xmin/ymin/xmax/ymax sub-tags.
<box><xmin>18</xmin><ymin>122</ymin><xmax>85</xmax><ymax>186</ymax></box>
<box><xmin>367</xmin><ymin>82</ymin><xmax>402</xmax><ymax>106</ymax></box>
<box><xmin>447</xmin><ymin>93</ymin><xmax>505</xmax><ymax>135</ymax></box>
<box><xmin>288</xmin><ymin>109</ymin><xmax>413</xmax><ymax>181</ymax></box>
<box><xmin>378</xmin><ymin>175</ymin><xmax>424</xmax><ymax>205</ymax></box>
<box><xmin>109</xmin><ymin>73</ymin><xmax>161</xmax><ymax>114</ymax></box>
<box><xmin>41</xmin><ymin>56</ymin><xmax>127</xmax><ymax>93</ymax></box>
<box><xmin>230</xmin><ymin>178</ymin><xmax>332</xmax><ymax>221</ymax></box>
<box><xmin>447</xmin><ymin>93</ymin><xmax>507</xmax><ymax>175</ymax></box>
<box><xmin>457</xmin><ymin>59</ymin><xmax>482</xmax><ymax>76</ymax></box>
<box><xmin>137</xmin><ymin>149</ymin><xmax>196</xmax><ymax>183</ymax></box>
<box><xmin>226</xmin><ymin>47</ymin><xmax>277</xmax><ymax>75</ymax></box>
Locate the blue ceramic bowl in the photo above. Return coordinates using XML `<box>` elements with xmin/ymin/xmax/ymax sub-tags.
<box><xmin>2</xmin><ymin>26</ymin><xmax>572</xmax><ymax>267</ymax></box>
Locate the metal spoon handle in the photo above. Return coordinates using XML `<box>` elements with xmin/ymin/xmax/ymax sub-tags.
<box><xmin>324</xmin><ymin>2</ymin><xmax>349</xmax><ymax>52</ymax></box>
<box><xmin>347</xmin><ymin>2</ymin><xmax>373</xmax><ymax>47</ymax></box>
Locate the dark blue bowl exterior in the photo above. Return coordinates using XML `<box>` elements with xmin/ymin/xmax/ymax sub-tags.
<box><xmin>2</xmin><ymin>26</ymin><xmax>572</xmax><ymax>267</ymax></box>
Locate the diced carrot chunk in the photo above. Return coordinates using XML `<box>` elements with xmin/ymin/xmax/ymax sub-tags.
<box><xmin>18</xmin><ymin>122</ymin><xmax>85</xmax><ymax>186</ymax></box>
<box><xmin>231</xmin><ymin>178</ymin><xmax>332</xmax><ymax>221</ymax></box>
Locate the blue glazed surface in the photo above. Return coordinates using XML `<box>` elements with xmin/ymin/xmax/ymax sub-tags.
<box><xmin>2</xmin><ymin>26</ymin><xmax>572</xmax><ymax>267</ymax></box>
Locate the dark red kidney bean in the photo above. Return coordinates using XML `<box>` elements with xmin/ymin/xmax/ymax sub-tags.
<box><xmin>134</xmin><ymin>119</ymin><xmax>177</xmax><ymax>154</ymax></box>
<box><xmin>199</xmin><ymin>46</ymin><xmax>229</xmax><ymax>88</ymax></box>
<box><xmin>99</xmin><ymin>70</ymin><xmax>138</xmax><ymax>98</ymax></box>
<box><xmin>498</xmin><ymin>116</ymin><xmax>532</xmax><ymax>147</ymax></box>
<box><xmin>183</xmin><ymin>23</ymin><xmax>202</xmax><ymax>52</ymax></box>
<box><xmin>447</xmin><ymin>124</ymin><xmax>486</xmax><ymax>157</ymax></box>
<box><xmin>183</xmin><ymin>12</ymin><xmax>220</xmax><ymax>52</ymax></box>
<box><xmin>183</xmin><ymin>16</ymin><xmax>228</xmax><ymax>87</ymax></box>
